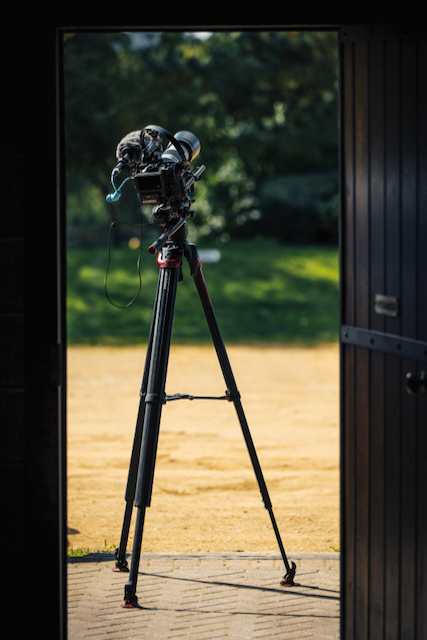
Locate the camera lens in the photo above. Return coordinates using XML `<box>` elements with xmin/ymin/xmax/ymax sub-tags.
<box><xmin>174</xmin><ymin>131</ymin><xmax>201</xmax><ymax>162</ymax></box>
<box><xmin>163</xmin><ymin>131</ymin><xmax>201</xmax><ymax>164</ymax></box>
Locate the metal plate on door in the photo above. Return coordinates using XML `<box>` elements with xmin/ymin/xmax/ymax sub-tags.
<box><xmin>375</xmin><ymin>294</ymin><xmax>400</xmax><ymax>317</ymax></box>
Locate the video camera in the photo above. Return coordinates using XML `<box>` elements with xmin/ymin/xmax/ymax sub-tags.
<box><xmin>107</xmin><ymin>125</ymin><xmax>205</xmax><ymax>227</ymax></box>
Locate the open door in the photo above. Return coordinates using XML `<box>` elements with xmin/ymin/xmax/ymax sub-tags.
<box><xmin>339</xmin><ymin>25</ymin><xmax>427</xmax><ymax>639</ymax></box>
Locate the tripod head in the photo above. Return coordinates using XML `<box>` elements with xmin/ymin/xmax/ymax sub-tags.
<box><xmin>106</xmin><ymin>125</ymin><xmax>206</xmax><ymax>232</ymax></box>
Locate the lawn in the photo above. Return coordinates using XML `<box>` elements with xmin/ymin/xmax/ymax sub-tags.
<box><xmin>66</xmin><ymin>236</ymin><xmax>339</xmax><ymax>345</ymax></box>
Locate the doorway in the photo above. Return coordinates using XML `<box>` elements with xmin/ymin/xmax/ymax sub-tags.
<box><xmin>61</xmin><ymin>25</ymin><xmax>341</xmax><ymax>633</ymax></box>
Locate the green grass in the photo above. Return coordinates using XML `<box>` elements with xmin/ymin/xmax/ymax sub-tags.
<box><xmin>67</xmin><ymin>237</ymin><xmax>339</xmax><ymax>345</ymax></box>
<box><xmin>68</xmin><ymin>540</ymin><xmax>116</xmax><ymax>557</ymax></box>
<box><xmin>67</xmin><ymin>547</ymin><xmax>92</xmax><ymax>558</ymax></box>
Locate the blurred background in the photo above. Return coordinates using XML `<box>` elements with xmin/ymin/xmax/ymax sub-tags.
<box><xmin>65</xmin><ymin>31</ymin><xmax>341</xmax><ymax>557</ymax></box>
<box><xmin>63</xmin><ymin>30</ymin><xmax>339</xmax><ymax>345</ymax></box>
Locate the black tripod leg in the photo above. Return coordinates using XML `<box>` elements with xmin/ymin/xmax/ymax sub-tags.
<box><xmin>192</xmin><ymin>266</ymin><xmax>296</xmax><ymax>584</ymax></box>
<box><xmin>114</xmin><ymin>281</ymin><xmax>162</xmax><ymax>572</ymax></box>
<box><xmin>123</xmin><ymin>265</ymin><xmax>180</xmax><ymax>607</ymax></box>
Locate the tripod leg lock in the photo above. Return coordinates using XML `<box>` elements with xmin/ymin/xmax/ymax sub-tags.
<box><xmin>280</xmin><ymin>561</ymin><xmax>297</xmax><ymax>586</ymax></box>
<box><xmin>144</xmin><ymin>392</ymin><xmax>166</xmax><ymax>405</ymax></box>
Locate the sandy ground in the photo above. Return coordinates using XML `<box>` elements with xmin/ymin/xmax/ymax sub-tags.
<box><xmin>67</xmin><ymin>343</ymin><xmax>339</xmax><ymax>555</ymax></box>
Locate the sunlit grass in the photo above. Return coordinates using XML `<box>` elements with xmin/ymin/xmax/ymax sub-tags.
<box><xmin>67</xmin><ymin>238</ymin><xmax>339</xmax><ymax>345</ymax></box>
<box><xmin>67</xmin><ymin>540</ymin><xmax>116</xmax><ymax>557</ymax></box>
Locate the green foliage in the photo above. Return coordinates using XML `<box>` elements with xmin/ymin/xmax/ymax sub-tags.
<box><xmin>63</xmin><ymin>30</ymin><xmax>338</xmax><ymax>244</ymax></box>
<box><xmin>67</xmin><ymin>239</ymin><xmax>339</xmax><ymax>345</ymax></box>
<box><xmin>258</xmin><ymin>171</ymin><xmax>339</xmax><ymax>242</ymax></box>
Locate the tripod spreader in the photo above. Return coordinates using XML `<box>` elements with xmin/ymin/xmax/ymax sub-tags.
<box><xmin>165</xmin><ymin>392</ymin><xmax>229</xmax><ymax>401</ymax></box>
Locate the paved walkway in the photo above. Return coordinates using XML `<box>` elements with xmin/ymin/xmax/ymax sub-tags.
<box><xmin>68</xmin><ymin>553</ymin><xmax>340</xmax><ymax>639</ymax></box>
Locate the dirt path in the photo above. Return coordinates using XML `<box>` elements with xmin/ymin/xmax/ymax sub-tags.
<box><xmin>67</xmin><ymin>344</ymin><xmax>339</xmax><ymax>555</ymax></box>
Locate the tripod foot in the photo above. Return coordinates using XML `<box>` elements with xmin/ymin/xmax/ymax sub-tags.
<box><xmin>113</xmin><ymin>562</ymin><xmax>129</xmax><ymax>572</ymax></box>
<box><xmin>112</xmin><ymin>548</ymin><xmax>129</xmax><ymax>572</ymax></box>
<box><xmin>121</xmin><ymin>595</ymin><xmax>140</xmax><ymax>609</ymax></box>
<box><xmin>280</xmin><ymin>561</ymin><xmax>297</xmax><ymax>586</ymax></box>
<box><xmin>122</xmin><ymin>581</ymin><xmax>141</xmax><ymax>609</ymax></box>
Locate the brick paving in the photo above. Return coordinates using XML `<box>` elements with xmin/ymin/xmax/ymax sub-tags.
<box><xmin>68</xmin><ymin>553</ymin><xmax>340</xmax><ymax>639</ymax></box>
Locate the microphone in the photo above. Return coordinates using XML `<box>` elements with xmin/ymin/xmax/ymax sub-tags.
<box><xmin>106</xmin><ymin>130</ymin><xmax>142</xmax><ymax>202</ymax></box>
<box><xmin>113</xmin><ymin>130</ymin><xmax>143</xmax><ymax>176</ymax></box>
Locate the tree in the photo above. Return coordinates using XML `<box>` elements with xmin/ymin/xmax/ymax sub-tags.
<box><xmin>64</xmin><ymin>30</ymin><xmax>338</xmax><ymax>244</ymax></box>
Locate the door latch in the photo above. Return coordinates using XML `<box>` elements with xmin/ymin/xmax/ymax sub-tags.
<box><xmin>406</xmin><ymin>371</ymin><xmax>426</xmax><ymax>395</ymax></box>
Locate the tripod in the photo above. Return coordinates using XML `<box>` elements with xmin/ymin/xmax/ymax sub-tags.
<box><xmin>113</xmin><ymin>219</ymin><xmax>296</xmax><ymax>607</ymax></box>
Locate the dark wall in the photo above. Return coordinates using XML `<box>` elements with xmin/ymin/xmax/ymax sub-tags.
<box><xmin>0</xmin><ymin>29</ymin><xmax>67</xmax><ymax>636</ymax></box>
<box><xmin>339</xmin><ymin>25</ymin><xmax>427</xmax><ymax>639</ymax></box>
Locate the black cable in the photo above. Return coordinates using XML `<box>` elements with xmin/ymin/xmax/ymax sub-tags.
<box><xmin>104</xmin><ymin>198</ymin><xmax>148</xmax><ymax>309</ymax></box>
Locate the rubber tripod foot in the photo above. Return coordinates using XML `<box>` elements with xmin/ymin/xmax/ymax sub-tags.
<box><xmin>122</xmin><ymin>582</ymin><xmax>141</xmax><ymax>608</ymax></box>
<box><xmin>120</xmin><ymin>596</ymin><xmax>142</xmax><ymax>609</ymax></box>
<box><xmin>280</xmin><ymin>561</ymin><xmax>297</xmax><ymax>586</ymax></box>
<box><xmin>112</xmin><ymin>562</ymin><xmax>129</xmax><ymax>573</ymax></box>
<box><xmin>121</xmin><ymin>595</ymin><xmax>140</xmax><ymax>609</ymax></box>
<box><xmin>113</xmin><ymin>548</ymin><xmax>129</xmax><ymax>572</ymax></box>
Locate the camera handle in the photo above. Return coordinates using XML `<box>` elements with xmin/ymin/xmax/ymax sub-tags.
<box><xmin>141</xmin><ymin>124</ymin><xmax>188</xmax><ymax>164</ymax></box>
<box><xmin>185</xmin><ymin>163</ymin><xmax>206</xmax><ymax>188</ymax></box>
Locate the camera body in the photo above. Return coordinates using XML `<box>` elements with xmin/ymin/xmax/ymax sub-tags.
<box><xmin>109</xmin><ymin>126</ymin><xmax>204</xmax><ymax>227</ymax></box>
<box><xmin>134</xmin><ymin>165</ymin><xmax>187</xmax><ymax>207</ymax></box>
<box><xmin>134</xmin><ymin>128</ymin><xmax>201</xmax><ymax>224</ymax></box>
<box><xmin>134</xmin><ymin>167</ymin><xmax>186</xmax><ymax>206</ymax></box>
